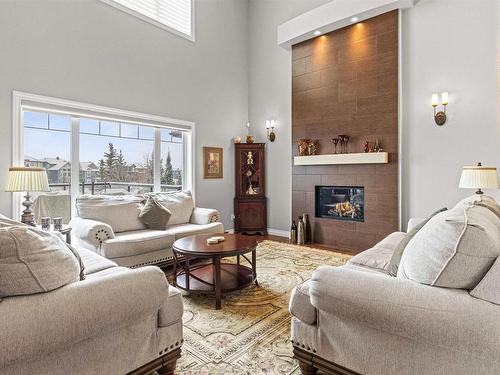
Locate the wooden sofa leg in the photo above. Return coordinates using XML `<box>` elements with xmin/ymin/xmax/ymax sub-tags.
<box><xmin>298</xmin><ymin>361</ymin><xmax>317</xmax><ymax>375</ymax></box>
<box><xmin>158</xmin><ymin>359</ymin><xmax>177</xmax><ymax>375</ymax></box>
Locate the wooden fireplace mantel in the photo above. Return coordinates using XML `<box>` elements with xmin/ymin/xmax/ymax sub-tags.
<box><xmin>293</xmin><ymin>152</ymin><xmax>388</xmax><ymax>166</ymax></box>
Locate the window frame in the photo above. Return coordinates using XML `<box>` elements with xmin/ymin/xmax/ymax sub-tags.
<box><xmin>99</xmin><ymin>0</ymin><xmax>195</xmax><ymax>42</ymax></box>
<box><xmin>12</xmin><ymin>91</ymin><xmax>195</xmax><ymax>220</ymax></box>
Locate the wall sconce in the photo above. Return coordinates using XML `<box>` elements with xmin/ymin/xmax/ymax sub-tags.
<box><xmin>431</xmin><ymin>92</ymin><xmax>448</xmax><ymax>126</ymax></box>
<box><xmin>266</xmin><ymin>120</ymin><xmax>276</xmax><ymax>142</ymax></box>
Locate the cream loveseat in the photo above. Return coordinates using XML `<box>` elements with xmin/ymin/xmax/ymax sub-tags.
<box><xmin>0</xmin><ymin>216</ymin><xmax>184</xmax><ymax>375</ymax></box>
<box><xmin>289</xmin><ymin>195</ymin><xmax>500</xmax><ymax>375</ymax></box>
<box><xmin>70</xmin><ymin>191</ymin><xmax>223</xmax><ymax>268</ymax></box>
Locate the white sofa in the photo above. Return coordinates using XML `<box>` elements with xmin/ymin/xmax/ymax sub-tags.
<box><xmin>70</xmin><ymin>191</ymin><xmax>224</xmax><ymax>268</ymax></box>
<box><xmin>0</xmin><ymin>223</ymin><xmax>184</xmax><ymax>375</ymax></box>
<box><xmin>289</xmin><ymin>196</ymin><xmax>500</xmax><ymax>375</ymax></box>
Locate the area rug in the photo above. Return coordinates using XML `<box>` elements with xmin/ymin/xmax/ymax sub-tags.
<box><xmin>169</xmin><ymin>240</ymin><xmax>351</xmax><ymax>375</ymax></box>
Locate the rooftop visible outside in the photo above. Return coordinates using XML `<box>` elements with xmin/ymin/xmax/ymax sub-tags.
<box><xmin>24</xmin><ymin>110</ymin><xmax>186</xmax><ymax>222</ymax></box>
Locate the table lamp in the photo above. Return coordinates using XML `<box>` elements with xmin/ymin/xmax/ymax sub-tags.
<box><xmin>459</xmin><ymin>162</ymin><xmax>499</xmax><ymax>195</ymax></box>
<box><xmin>4</xmin><ymin>167</ymin><xmax>50</xmax><ymax>225</ymax></box>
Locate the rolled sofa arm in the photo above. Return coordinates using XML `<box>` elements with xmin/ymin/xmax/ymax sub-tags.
<box><xmin>69</xmin><ymin>217</ymin><xmax>115</xmax><ymax>252</ymax></box>
<box><xmin>190</xmin><ymin>207</ymin><xmax>221</xmax><ymax>225</ymax></box>
<box><xmin>0</xmin><ymin>266</ymin><xmax>168</xmax><ymax>367</ymax></box>
<box><xmin>309</xmin><ymin>265</ymin><xmax>500</xmax><ymax>356</ymax></box>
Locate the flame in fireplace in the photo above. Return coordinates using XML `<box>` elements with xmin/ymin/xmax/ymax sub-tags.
<box><xmin>327</xmin><ymin>201</ymin><xmax>361</xmax><ymax>218</ymax></box>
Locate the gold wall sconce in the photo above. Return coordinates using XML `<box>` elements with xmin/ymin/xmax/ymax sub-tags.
<box><xmin>266</xmin><ymin>120</ymin><xmax>276</xmax><ymax>142</ymax></box>
<box><xmin>431</xmin><ymin>92</ymin><xmax>448</xmax><ymax>126</ymax></box>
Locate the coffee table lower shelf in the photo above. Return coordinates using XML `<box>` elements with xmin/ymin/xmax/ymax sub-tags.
<box><xmin>175</xmin><ymin>263</ymin><xmax>254</xmax><ymax>292</ymax></box>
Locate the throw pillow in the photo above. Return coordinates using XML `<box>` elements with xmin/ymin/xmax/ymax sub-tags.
<box><xmin>457</xmin><ymin>194</ymin><xmax>500</xmax><ymax>219</ymax></box>
<box><xmin>397</xmin><ymin>204</ymin><xmax>500</xmax><ymax>289</ymax></box>
<box><xmin>470</xmin><ymin>256</ymin><xmax>500</xmax><ymax>305</ymax></box>
<box><xmin>139</xmin><ymin>196</ymin><xmax>172</xmax><ymax>230</ymax></box>
<box><xmin>147</xmin><ymin>191</ymin><xmax>195</xmax><ymax>225</ymax></box>
<box><xmin>386</xmin><ymin>207</ymin><xmax>447</xmax><ymax>276</ymax></box>
<box><xmin>0</xmin><ymin>225</ymin><xmax>82</xmax><ymax>298</ymax></box>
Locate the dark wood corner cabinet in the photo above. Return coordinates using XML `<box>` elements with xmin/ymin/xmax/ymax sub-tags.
<box><xmin>234</xmin><ymin>143</ymin><xmax>267</xmax><ymax>235</ymax></box>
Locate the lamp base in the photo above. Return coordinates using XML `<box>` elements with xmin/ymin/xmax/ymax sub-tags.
<box><xmin>21</xmin><ymin>192</ymin><xmax>36</xmax><ymax>226</ymax></box>
<box><xmin>475</xmin><ymin>189</ymin><xmax>484</xmax><ymax>195</ymax></box>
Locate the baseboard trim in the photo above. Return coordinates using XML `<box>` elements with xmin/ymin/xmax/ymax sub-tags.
<box><xmin>225</xmin><ymin>228</ymin><xmax>289</xmax><ymax>238</ymax></box>
<box><xmin>267</xmin><ymin>228</ymin><xmax>289</xmax><ymax>238</ymax></box>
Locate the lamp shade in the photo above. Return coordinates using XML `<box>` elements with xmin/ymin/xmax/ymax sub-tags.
<box><xmin>459</xmin><ymin>164</ymin><xmax>499</xmax><ymax>190</ymax></box>
<box><xmin>4</xmin><ymin>167</ymin><xmax>50</xmax><ymax>192</ymax></box>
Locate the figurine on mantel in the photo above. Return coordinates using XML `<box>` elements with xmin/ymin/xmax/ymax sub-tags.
<box><xmin>298</xmin><ymin>139</ymin><xmax>318</xmax><ymax>156</ymax></box>
<box><xmin>364</xmin><ymin>139</ymin><xmax>383</xmax><ymax>153</ymax></box>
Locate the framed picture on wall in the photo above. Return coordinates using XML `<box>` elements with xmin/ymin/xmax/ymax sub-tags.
<box><xmin>203</xmin><ymin>147</ymin><xmax>223</xmax><ymax>179</ymax></box>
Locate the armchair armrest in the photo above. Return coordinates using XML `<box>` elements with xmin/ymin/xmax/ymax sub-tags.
<box><xmin>0</xmin><ymin>266</ymin><xmax>169</xmax><ymax>367</ymax></box>
<box><xmin>190</xmin><ymin>207</ymin><xmax>221</xmax><ymax>225</ymax></box>
<box><xmin>310</xmin><ymin>265</ymin><xmax>500</xmax><ymax>355</ymax></box>
<box><xmin>70</xmin><ymin>217</ymin><xmax>115</xmax><ymax>251</ymax></box>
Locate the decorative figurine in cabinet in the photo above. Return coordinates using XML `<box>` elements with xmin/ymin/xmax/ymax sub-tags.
<box><xmin>234</xmin><ymin>143</ymin><xmax>267</xmax><ymax>234</ymax></box>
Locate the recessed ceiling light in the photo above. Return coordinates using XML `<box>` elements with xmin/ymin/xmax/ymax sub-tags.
<box><xmin>350</xmin><ymin>16</ymin><xmax>359</xmax><ymax>23</ymax></box>
<box><xmin>313</xmin><ymin>30</ymin><xmax>322</xmax><ymax>36</ymax></box>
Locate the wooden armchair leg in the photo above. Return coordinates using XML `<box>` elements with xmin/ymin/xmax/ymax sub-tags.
<box><xmin>158</xmin><ymin>359</ymin><xmax>177</xmax><ymax>375</ymax></box>
<box><xmin>298</xmin><ymin>361</ymin><xmax>317</xmax><ymax>375</ymax></box>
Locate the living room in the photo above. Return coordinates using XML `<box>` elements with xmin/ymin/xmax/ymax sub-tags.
<box><xmin>1</xmin><ymin>0</ymin><xmax>499</xmax><ymax>374</ymax></box>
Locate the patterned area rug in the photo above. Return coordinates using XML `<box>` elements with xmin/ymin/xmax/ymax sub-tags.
<box><xmin>169</xmin><ymin>240</ymin><xmax>351</xmax><ymax>375</ymax></box>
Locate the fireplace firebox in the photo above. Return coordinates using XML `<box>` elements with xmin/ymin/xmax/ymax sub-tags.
<box><xmin>315</xmin><ymin>186</ymin><xmax>364</xmax><ymax>222</ymax></box>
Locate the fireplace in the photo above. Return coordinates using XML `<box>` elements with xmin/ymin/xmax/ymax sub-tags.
<box><xmin>315</xmin><ymin>186</ymin><xmax>365</xmax><ymax>222</ymax></box>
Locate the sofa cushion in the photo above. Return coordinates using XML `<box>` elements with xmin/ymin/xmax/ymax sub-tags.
<box><xmin>101</xmin><ymin>229</ymin><xmax>175</xmax><ymax>259</ymax></box>
<box><xmin>387</xmin><ymin>208</ymin><xmax>447</xmax><ymax>276</ymax></box>
<box><xmin>139</xmin><ymin>196</ymin><xmax>171</xmax><ymax>230</ymax></box>
<box><xmin>167</xmin><ymin>222</ymin><xmax>224</xmax><ymax>240</ymax></box>
<box><xmin>470</xmin><ymin>256</ymin><xmax>500</xmax><ymax>305</ymax></box>
<box><xmin>78</xmin><ymin>247</ymin><xmax>117</xmax><ymax>275</ymax></box>
<box><xmin>289</xmin><ymin>280</ymin><xmax>316</xmax><ymax>324</ymax></box>
<box><xmin>149</xmin><ymin>191</ymin><xmax>195</xmax><ymax>225</ymax></box>
<box><xmin>0</xmin><ymin>225</ymin><xmax>81</xmax><ymax>298</ymax></box>
<box><xmin>76</xmin><ymin>195</ymin><xmax>146</xmax><ymax>233</ymax></box>
<box><xmin>348</xmin><ymin>232</ymin><xmax>406</xmax><ymax>271</ymax></box>
<box><xmin>398</xmin><ymin>203</ymin><xmax>500</xmax><ymax>289</ymax></box>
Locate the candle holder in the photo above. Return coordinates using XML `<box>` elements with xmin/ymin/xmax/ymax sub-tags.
<box><xmin>432</xmin><ymin>92</ymin><xmax>448</xmax><ymax>126</ymax></box>
<box><xmin>332</xmin><ymin>138</ymin><xmax>339</xmax><ymax>154</ymax></box>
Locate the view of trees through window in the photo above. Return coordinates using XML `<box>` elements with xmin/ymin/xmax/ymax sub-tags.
<box><xmin>24</xmin><ymin>110</ymin><xmax>185</xmax><ymax>199</ymax></box>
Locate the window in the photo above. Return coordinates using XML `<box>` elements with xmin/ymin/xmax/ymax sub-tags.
<box><xmin>100</xmin><ymin>0</ymin><xmax>194</xmax><ymax>40</ymax></box>
<box><xmin>14</xmin><ymin>91</ymin><xmax>194</xmax><ymax>222</ymax></box>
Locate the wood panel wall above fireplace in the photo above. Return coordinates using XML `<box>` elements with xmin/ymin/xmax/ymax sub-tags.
<box><xmin>291</xmin><ymin>10</ymin><xmax>399</xmax><ymax>253</ymax></box>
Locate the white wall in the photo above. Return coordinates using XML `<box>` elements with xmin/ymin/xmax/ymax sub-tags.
<box><xmin>0</xmin><ymin>0</ymin><xmax>249</xmax><ymax>229</ymax></box>
<box><xmin>402</xmin><ymin>0</ymin><xmax>500</xmax><ymax>223</ymax></box>
<box><xmin>248</xmin><ymin>0</ymin><xmax>331</xmax><ymax>233</ymax></box>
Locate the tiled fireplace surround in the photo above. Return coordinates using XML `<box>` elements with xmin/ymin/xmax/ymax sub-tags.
<box><xmin>291</xmin><ymin>11</ymin><xmax>399</xmax><ymax>253</ymax></box>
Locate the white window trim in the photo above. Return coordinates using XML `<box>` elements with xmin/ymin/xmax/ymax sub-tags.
<box><xmin>12</xmin><ymin>90</ymin><xmax>196</xmax><ymax>220</ymax></box>
<box><xmin>98</xmin><ymin>0</ymin><xmax>195</xmax><ymax>42</ymax></box>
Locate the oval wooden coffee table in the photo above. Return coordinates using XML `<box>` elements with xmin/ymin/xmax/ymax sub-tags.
<box><xmin>172</xmin><ymin>233</ymin><xmax>258</xmax><ymax>309</ymax></box>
